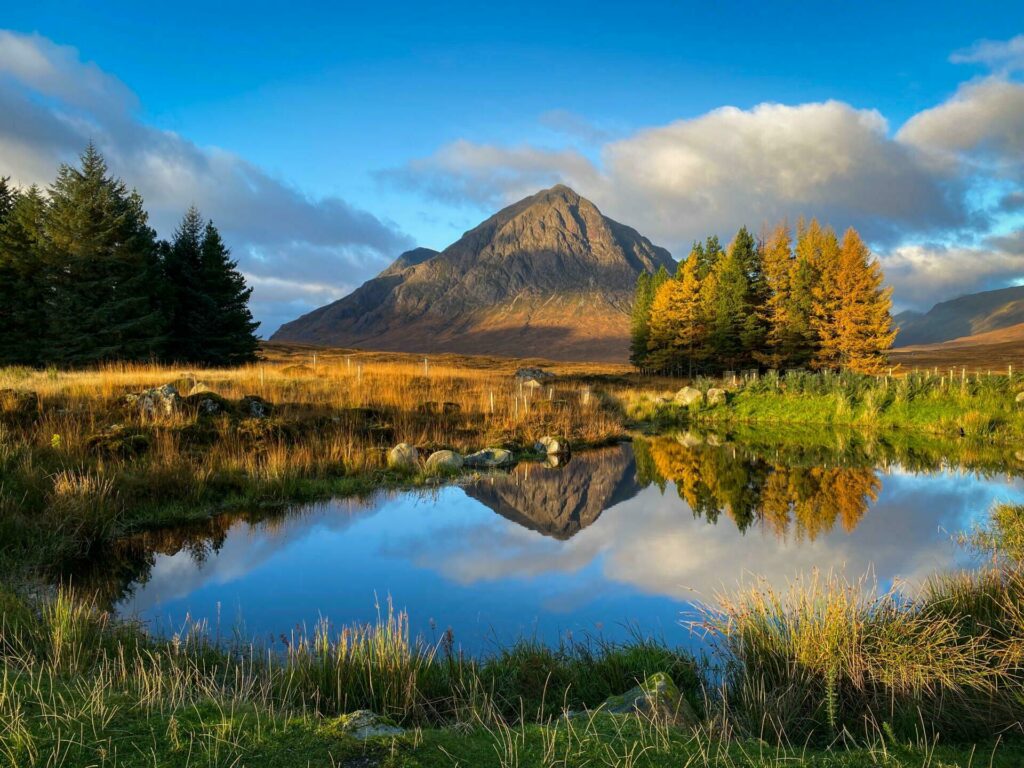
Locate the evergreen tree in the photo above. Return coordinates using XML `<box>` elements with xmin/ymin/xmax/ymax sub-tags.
<box><xmin>196</xmin><ymin>220</ymin><xmax>260</xmax><ymax>365</ymax></box>
<box><xmin>629</xmin><ymin>266</ymin><xmax>670</xmax><ymax>370</ymax></box>
<box><xmin>825</xmin><ymin>229</ymin><xmax>896</xmax><ymax>373</ymax></box>
<box><xmin>163</xmin><ymin>206</ymin><xmax>213</xmax><ymax>362</ymax></box>
<box><xmin>0</xmin><ymin>186</ymin><xmax>49</xmax><ymax>365</ymax></box>
<box><xmin>45</xmin><ymin>145</ymin><xmax>165</xmax><ymax>365</ymax></box>
<box><xmin>629</xmin><ymin>272</ymin><xmax>654</xmax><ymax>368</ymax></box>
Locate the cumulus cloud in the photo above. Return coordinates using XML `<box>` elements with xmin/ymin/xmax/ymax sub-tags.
<box><xmin>385</xmin><ymin>38</ymin><xmax>1024</xmax><ymax>309</ymax></box>
<box><xmin>897</xmin><ymin>78</ymin><xmax>1024</xmax><ymax>179</ymax></box>
<box><xmin>0</xmin><ymin>30</ymin><xmax>412</xmax><ymax>336</ymax></box>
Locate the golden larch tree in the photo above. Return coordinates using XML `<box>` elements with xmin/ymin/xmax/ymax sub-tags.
<box><xmin>827</xmin><ymin>228</ymin><xmax>897</xmax><ymax>373</ymax></box>
<box><xmin>646</xmin><ymin>254</ymin><xmax>704</xmax><ymax>373</ymax></box>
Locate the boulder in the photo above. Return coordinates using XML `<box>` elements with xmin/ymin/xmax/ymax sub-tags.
<box><xmin>124</xmin><ymin>384</ymin><xmax>181</xmax><ymax>418</ymax></box>
<box><xmin>334</xmin><ymin>710</ymin><xmax>404</xmax><ymax>740</ymax></box>
<box><xmin>387</xmin><ymin>443</ymin><xmax>419</xmax><ymax>471</ymax></box>
<box><xmin>464</xmin><ymin>448</ymin><xmax>515</xmax><ymax>469</ymax></box>
<box><xmin>515</xmin><ymin>367</ymin><xmax>554</xmax><ymax>381</ymax></box>
<box><xmin>534</xmin><ymin>435</ymin><xmax>569</xmax><ymax>455</ymax></box>
<box><xmin>425</xmin><ymin>450</ymin><xmax>463</xmax><ymax>474</ymax></box>
<box><xmin>706</xmin><ymin>387</ymin><xmax>728</xmax><ymax>406</ymax></box>
<box><xmin>602</xmin><ymin>672</ymin><xmax>697</xmax><ymax>728</ymax></box>
<box><xmin>240</xmin><ymin>395</ymin><xmax>273</xmax><ymax>418</ymax></box>
<box><xmin>673</xmin><ymin>387</ymin><xmax>703</xmax><ymax>407</ymax></box>
<box><xmin>184</xmin><ymin>391</ymin><xmax>230</xmax><ymax>416</ymax></box>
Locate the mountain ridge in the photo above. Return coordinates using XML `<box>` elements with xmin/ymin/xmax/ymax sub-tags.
<box><xmin>271</xmin><ymin>185</ymin><xmax>675</xmax><ymax>362</ymax></box>
<box><xmin>895</xmin><ymin>284</ymin><xmax>1024</xmax><ymax>347</ymax></box>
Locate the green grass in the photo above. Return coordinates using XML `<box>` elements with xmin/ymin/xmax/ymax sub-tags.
<box><xmin>624</xmin><ymin>369</ymin><xmax>1024</xmax><ymax>441</ymax></box>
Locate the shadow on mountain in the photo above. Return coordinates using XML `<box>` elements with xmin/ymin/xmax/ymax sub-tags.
<box><xmin>464</xmin><ymin>443</ymin><xmax>642</xmax><ymax>539</ymax></box>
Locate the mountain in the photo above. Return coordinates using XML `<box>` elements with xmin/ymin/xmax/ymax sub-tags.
<box><xmin>272</xmin><ymin>185</ymin><xmax>675</xmax><ymax>361</ymax></box>
<box><xmin>464</xmin><ymin>444</ymin><xmax>642</xmax><ymax>539</ymax></box>
<box><xmin>894</xmin><ymin>285</ymin><xmax>1024</xmax><ymax>347</ymax></box>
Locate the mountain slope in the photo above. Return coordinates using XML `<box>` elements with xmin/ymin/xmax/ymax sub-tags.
<box><xmin>271</xmin><ymin>185</ymin><xmax>675</xmax><ymax>361</ymax></box>
<box><xmin>895</xmin><ymin>285</ymin><xmax>1024</xmax><ymax>347</ymax></box>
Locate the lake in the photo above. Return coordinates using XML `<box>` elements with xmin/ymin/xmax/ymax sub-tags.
<box><xmin>101</xmin><ymin>435</ymin><xmax>1024</xmax><ymax>653</ymax></box>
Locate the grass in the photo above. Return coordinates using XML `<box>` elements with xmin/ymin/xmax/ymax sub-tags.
<box><xmin>620</xmin><ymin>368</ymin><xmax>1024</xmax><ymax>441</ymax></box>
<box><xmin>6</xmin><ymin>349</ymin><xmax>1024</xmax><ymax>764</ymax></box>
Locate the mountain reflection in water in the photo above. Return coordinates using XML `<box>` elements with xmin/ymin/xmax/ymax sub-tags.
<box><xmin>93</xmin><ymin>434</ymin><xmax>1024</xmax><ymax>650</ymax></box>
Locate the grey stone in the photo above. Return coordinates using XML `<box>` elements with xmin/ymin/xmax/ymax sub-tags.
<box><xmin>464</xmin><ymin>448</ymin><xmax>515</xmax><ymax>468</ymax></box>
<box><xmin>388</xmin><ymin>443</ymin><xmax>419</xmax><ymax>471</ymax></box>
<box><xmin>602</xmin><ymin>672</ymin><xmax>697</xmax><ymax>728</ymax></box>
<box><xmin>425</xmin><ymin>450</ymin><xmax>463</xmax><ymax>473</ymax></box>
<box><xmin>335</xmin><ymin>710</ymin><xmax>404</xmax><ymax>740</ymax></box>
<box><xmin>124</xmin><ymin>384</ymin><xmax>181</xmax><ymax>418</ymax></box>
<box><xmin>240</xmin><ymin>395</ymin><xmax>273</xmax><ymax>418</ymax></box>
<box><xmin>706</xmin><ymin>387</ymin><xmax>728</xmax><ymax>406</ymax></box>
<box><xmin>534</xmin><ymin>435</ymin><xmax>569</xmax><ymax>455</ymax></box>
<box><xmin>673</xmin><ymin>386</ymin><xmax>703</xmax><ymax>406</ymax></box>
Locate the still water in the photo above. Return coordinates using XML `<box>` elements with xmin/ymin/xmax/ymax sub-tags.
<box><xmin>106</xmin><ymin>436</ymin><xmax>1024</xmax><ymax>652</ymax></box>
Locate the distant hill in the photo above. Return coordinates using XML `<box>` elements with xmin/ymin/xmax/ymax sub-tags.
<box><xmin>895</xmin><ymin>285</ymin><xmax>1024</xmax><ymax>347</ymax></box>
<box><xmin>271</xmin><ymin>185</ymin><xmax>675</xmax><ymax>362</ymax></box>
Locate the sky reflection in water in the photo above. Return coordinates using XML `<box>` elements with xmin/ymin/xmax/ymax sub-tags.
<box><xmin>113</xmin><ymin>441</ymin><xmax>1024</xmax><ymax>652</ymax></box>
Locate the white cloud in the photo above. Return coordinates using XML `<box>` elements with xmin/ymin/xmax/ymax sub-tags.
<box><xmin>897</xmin><ymin>78</ymin><xmax>1024</xmax><ymax>182</ymax></box>
<box><xmin>0</xmin><ymin>30</ymin><xmax>412</xmax><ymax>336</ymax></box>
<box><xmin>950</xmin><ymin>34</ymin><xmax>1024</xmax><ymax>75</ymax></box>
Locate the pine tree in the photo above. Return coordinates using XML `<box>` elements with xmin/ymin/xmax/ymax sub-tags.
<box><xmin>630</xmin><ymin>266</ymin><xmax>670</xmax><ymax>370</ymax></box>
<box><xmin>0</xmin><ymin>185</ymin><xmax>49</xmax><ymax>365</ymax></box>
<box><xmin>196</xmin><ymin>220</ymin><xmax>260</xmax><ymax>365</ymax></box>
<box><xmin>163</xmin><ymin>206</ymin><xmax>213</xmax><ymax>362</ymax></box>
<box><xmin>45</xmin><ymin>145</ymin><xmax>165</xmax><ymax>365</ymax></box>
<box><xmin>629</xmin><ymin>272</ymin><xmax>654</xmax><ymax>368</ymax></box>
<box><xmin>826</xmin><ymin>228</ymin><xmax>896</xmax><ymax>373</ymax></box>
<box><xmin>704</xmin><ymin>231</ymin><xmax>758</xmax><ymax>371</ymax></box>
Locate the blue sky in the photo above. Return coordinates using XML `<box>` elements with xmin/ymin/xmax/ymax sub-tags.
<box><xmin>2</xmin><ymin>2</ymin><xmax>1023</xmax><ymax>334</ymax></box>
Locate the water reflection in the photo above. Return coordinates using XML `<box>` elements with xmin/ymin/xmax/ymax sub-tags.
<box><xmin>92</xmin><ymin>434</ymin><xmax>1024</xmax><ymax>650</ymax></box>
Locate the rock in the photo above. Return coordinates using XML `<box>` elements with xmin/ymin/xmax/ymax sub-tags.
<box><xmin>534</xmin><ymin>435</ymin><xmax>569</xmax><ymax>455</ymax></box>
<box><xmin>464</xmin><ymin>448</ymin><xmax>515</xmax><ymax>469</ymax></box>
<box><xmin>388</xmin><ymin>443</ymin><xmax>419</xmax><ymax>471</ymax></box>
<box><xmin>673</xmin><ymin>387</ymin><xmax>703</xmax><ymax>407</ymax></box>
<box><xmin>334</xmin><ymin>710</ymin><xmax>404</xmax><ymax>740</ymax></box>
<box><xmin>1015</xmin><ymin>392</ymin><xmax>1024</xmax><ymax>405</ymax></box>
<box><xmin>184</xmin><ymin>391</ymin><xmax>230</xmax><ymax>416</ymax></box>
<box><xmin>124</xmin><ymin>384</ymin><xmax>181</xmax><ymax>418</ymax></box>
<box><xmin>706</xmin><ymin>387</ymin><xmax>727</xmax><ymax>406</ymax></box>
<box><xmin>676</xmin><ymin>432</ymin><xmax>702</xmax><ymax>448</ymax></box>
<box><xmin>86</xmin><ymin>424</ymin><xmax>150</xmax><ymax>457</ymax></box>
<box><xmin>515</xmin><ymin>367</ymin><xmax>555</xmax><ymax>381</ymax></box>
<box><xmin>240</xmin><ymin>395</ymin><xmax>273</xmax><ymax>418</ymax></box>
<box><xmin>543</xmin><ymin>453</ymin><xmax>571</xmax><ymax>468</ymax></box>
<box><xmin>425</xmin><ymin>450</ymin><xmax>463</xmax><ymax>473</ymax></box>
<box><xmin>602</xmin><ymin>672</ymin><xmax>697</xmax><ymax>728</ymax></box>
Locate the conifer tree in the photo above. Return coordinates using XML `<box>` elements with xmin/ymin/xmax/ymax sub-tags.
<box><xmin>825</xmin><ymin>228</ymin><xmax>896</xmax><ymax>373</ymax></box>
<box><xmin>196</xmin><ymin>220</ymin><xmax>260</xmax><ymax>365</ymax></box>
<box><xmin>756</xmin><ymin>221</ymin><xmax>794</xmax><ymax>368</ymax></box>
<box><xmin>629</xmin><ymin>272</ymin><xmax>654</xmax><ymax>368</ymax></box>
<box><xmin>45</xmin><ymin>145</ymin><xmax>165</xmax><ymax>364</ymax></box>
<box><xmin>163</xmin><ymin>206</ymin><xmax>214</xmax><ymax>362</ymax></box>
<box><xmin>630</xmin><ymin>266</ymin><xmax>670</xmax><ymax>370</ymax></box>
<box><xmin>0</xmin><ymin>185</ymin><xmax>49</xmax><ymax>365</ymax></box>
<box><xmin>647</xmin><ymin>254</ymin><xmax>704</xmax><ymax>374</ymax></box>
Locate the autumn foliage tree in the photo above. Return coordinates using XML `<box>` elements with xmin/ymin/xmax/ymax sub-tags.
<box><xmin>631</xmin><ymin>218</ymin><xmax>895</xmax><ymax>375</ymax></box>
